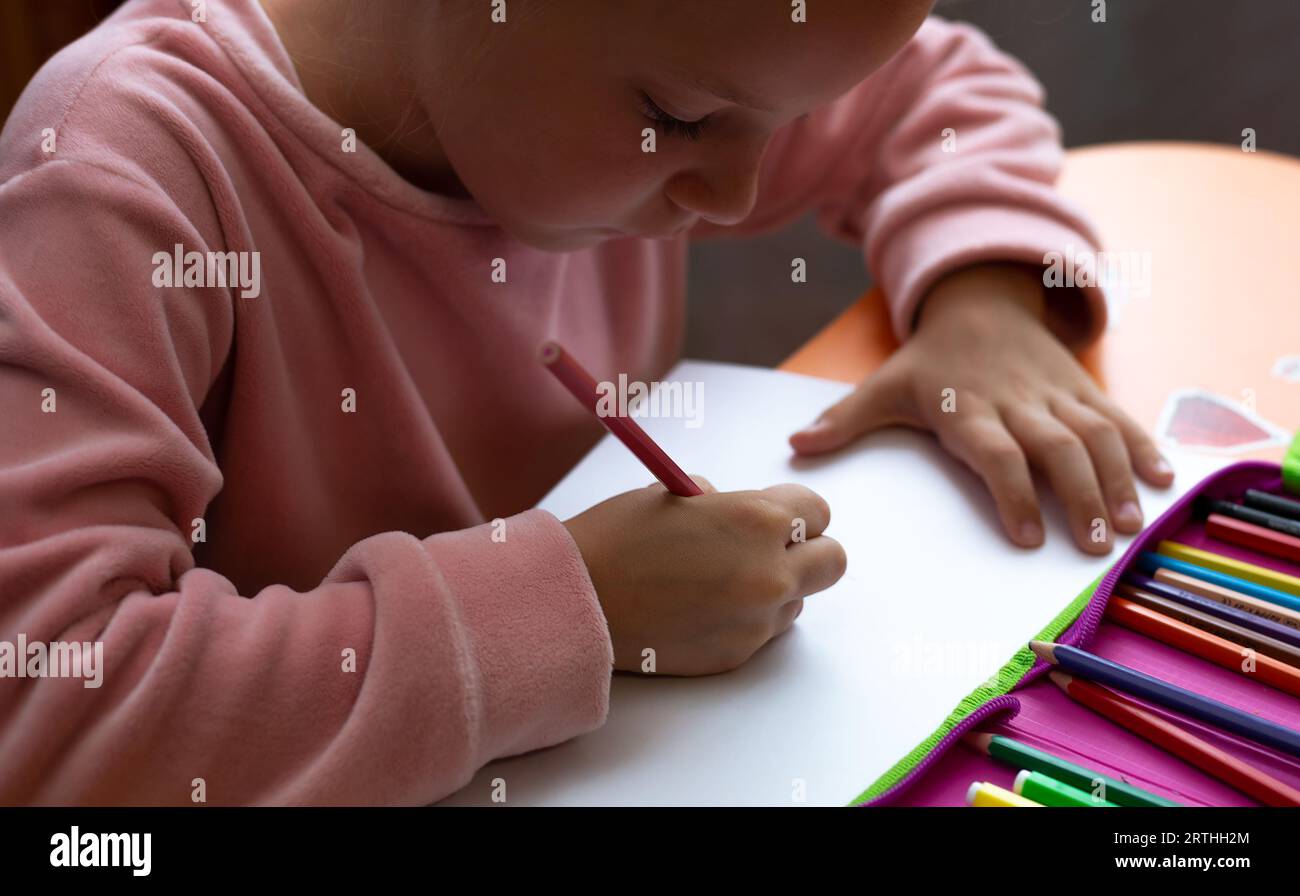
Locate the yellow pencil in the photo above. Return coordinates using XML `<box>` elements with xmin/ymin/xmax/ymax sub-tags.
<box><xmin>1158</xmin><ymin>540</ymin><xmax>1300</xmax><ymax>597</ymax></box>
<box><xmin>966</xmin><ymin>781</ymin><xmax>1043</xmax><ymax>807</ymax></box>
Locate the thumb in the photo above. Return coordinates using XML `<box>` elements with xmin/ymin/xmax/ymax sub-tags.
<box><xmin>689</xmin><ymin>474</ymin><xmax>718</xmax><ymax>494</ymax></box>
<box><xmin>789</xmin><ymin>366</ymin><xmax>915</xmax><ymax>456</ymax></box>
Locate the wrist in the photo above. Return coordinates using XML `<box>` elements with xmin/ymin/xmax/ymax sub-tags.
<box><xmin>915</xmin><ymin>262</ymin><xmax>1047</xmax><ymax>331</ymax></box>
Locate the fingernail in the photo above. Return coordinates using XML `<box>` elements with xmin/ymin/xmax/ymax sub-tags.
<box><xmin>1152</xmin><ymin>456</ymin><xmax>1173</xmax><ymax>478</ymax></box>
<box><xmin>796</xmin><ymin>419</ymin><xmax>830</xmax><ymax>437</ymax></box>
<box><xmin>1018</xmin><ymin>521</ymin><xmax>1044</xmax><ymax>546</ymax></box>
<box><xmin>1117</xmin><ymin>501</ymin><xmax>1143</xmax><ymax>530</ymax></box>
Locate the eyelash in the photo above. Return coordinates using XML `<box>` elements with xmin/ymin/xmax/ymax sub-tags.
<box><xmin>639</xmin><ymin>91</ymin><xmax>708</xmax><ymax>142</ymax></box>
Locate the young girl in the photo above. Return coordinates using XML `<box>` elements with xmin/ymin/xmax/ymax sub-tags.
<box><xmin>0</xmin><ymin>0</ymin><xmax>1171</xmax><ymax>804</ymax></box>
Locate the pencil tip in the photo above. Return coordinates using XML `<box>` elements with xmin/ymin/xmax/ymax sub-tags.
<box><xmin>1028</xmin><ymin>640</ymin><xmax>1058</xmax><ymax>663</ymax></box>
<box><xmin>1048</xmin><ymin>670</ymin><xmax>1072</xmax><ymax>690</ymax></box>
<box><xmin>538</xmin><ymin>341</ymin><xmax>560</xmax><ymax>364</ymax></box>
<box><xmin>963</xmin><ymin>731</ymin><xmax>994</xmax><ymax>753</ymax></box>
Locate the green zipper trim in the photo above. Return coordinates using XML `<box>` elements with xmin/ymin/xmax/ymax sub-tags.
<box><xmin>1283</xmin><ymin>430</ymin><xmax>1300</xmax><ymax>495</ymax></box>
<box><xmin>848</xmin><ymin>572</ymin><xmax>1104</xmax><ymax>805</ymax></box>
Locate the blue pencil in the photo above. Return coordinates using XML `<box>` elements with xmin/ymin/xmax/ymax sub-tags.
<box><xmin>1123</xmin><ymin>572</ymin><xmax>1300</xmax><ymax>649</ymax></box>
<box><xmin>1030</xmin><ymin>641</ymin><xmax>1300</xmax><ymax>759</ymax></box>
<box><xmin>1138</xmin><ymin>552</ymin><xmax>1300</xmax><ymax>613</ymax></box>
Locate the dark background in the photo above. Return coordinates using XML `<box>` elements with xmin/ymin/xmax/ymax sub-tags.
<box><xmin>688</xmin><ymin>0</ymin><xmax>1300</xmax><ymax>366</ymax></box>
<box><xmin>4</xmin><ymin>0</ymin><xmax>1297</xmax><ymax>366</ymax></box>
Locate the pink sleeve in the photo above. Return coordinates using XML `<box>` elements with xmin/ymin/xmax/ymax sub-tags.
<box><xmin>694</xmin><ymin>16</ymin><xmax>1108</xmax><ymax>346</ymax></box>
<box><xmin>0</xmin><ymin>158</ymin><xmax>612</xmax><ymax>805</ymax></box>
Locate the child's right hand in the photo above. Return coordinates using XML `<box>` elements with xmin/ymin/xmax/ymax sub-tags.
<box><xmin>564</xmin><ymin>478</ymin><xmax>846</xmax><ymax>676</ymax></box>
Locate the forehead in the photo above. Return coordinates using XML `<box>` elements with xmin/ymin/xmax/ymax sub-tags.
<box><xmin>611</xmin><ymin>0</ymin><xmax>931</xmax><ymax>111</ymax></box>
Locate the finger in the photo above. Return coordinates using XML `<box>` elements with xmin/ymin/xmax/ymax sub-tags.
<box><xmin>785</xmin><ymin>535</ymin><xmax>847</xmax><ymax>597</ymax></box>
<box><xmin>936</xmin><ymin>412</ymin><xmax>1044</xmax><ymax>548</ymax></box>
<box><xmin>789</xmin><ymin>361</ymin><xmax>916</xmax><ymax>456</ymax></box>
<box><xmin>761</xmin><ymin>483</ymin><xmax>831</xmax><ymax>540</ymax></box>
<box><xmin>690</xmin><ymin>474</ymin><xmax>717</xmax><ymax>495</ymax></box>
<box><xmin>1052</xmin><ymin>397</ymin><xmax>1143</xmax><ymax>533</ymax></box>
<box><xmin>772</xmin><ymin>599</ymin><xmax>805</xmax><ymax>637</ymax></box>
<box><xmin>650</xmin><ymin>474</ymin><xmax>716</xmax><ymax>495</ymax></box>
<box><xmin>1003</xmin><ymin>407</ymin><xmax>1112</xmax><ymax>554</ymax></box>
<box><xmin>1082</xmin><ymin>393</ymin><xmax>1175</xmax><ymax>487</ymax></box>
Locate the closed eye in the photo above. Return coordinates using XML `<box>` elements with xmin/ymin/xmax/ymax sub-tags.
<box><xmin>639</xmin><ymin>91</ymin><xmax>709</xmax><ymax>142</ymax></box>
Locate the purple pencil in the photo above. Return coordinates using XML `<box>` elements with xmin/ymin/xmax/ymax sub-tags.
<box><xmin>1122</xmin><ymin>572</ymin><xmax>1300</xmax><ymax>649</ymax></box>
<box><xmin>1030</xmin><ymin>641</ymin><xmax>1300</xmax><ymax>759</ymax></box>
<box><xmin>1115</xmin><ymin>583</ymin><xmax>1300</xmax><ymax>668</ymax></box>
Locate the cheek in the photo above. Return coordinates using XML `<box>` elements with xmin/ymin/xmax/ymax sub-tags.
<box><xmin>442</xmin><ymin>93</ymin><xmax>667</xmax><ymax>237</ymax></box>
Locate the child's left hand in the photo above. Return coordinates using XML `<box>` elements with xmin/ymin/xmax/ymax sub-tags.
<box><xmin>789</xmin><ymin>262</ymin><xmax>1174</xmax><ymax>554</ymax></box>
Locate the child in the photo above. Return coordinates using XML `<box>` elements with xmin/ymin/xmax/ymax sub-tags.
<box><xmin>0</xmin><ymin>0</ymin><xmax>1171</xmax><ymax>804</ymax></box>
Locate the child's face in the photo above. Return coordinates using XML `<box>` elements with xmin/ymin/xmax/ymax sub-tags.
<box><xmin>423</xmin><ymin>0</ymin><xmax>933</xmax><ymax>250</ymax></box>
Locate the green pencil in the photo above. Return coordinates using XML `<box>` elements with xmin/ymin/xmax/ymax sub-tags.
<box><xmin>1285</xmin><ymin>430</ymin><xmax>1300</xmax><ymax>495</ymax></box>
<box><xmin>965</xmin><ymin>732</ymin><xmax>1180</xmax><ymax>807</ymax></box>
<box><xmin>1014</xmin><ymin>769</ymin><xmax>1117</xmax><ymax>807</ymax></box>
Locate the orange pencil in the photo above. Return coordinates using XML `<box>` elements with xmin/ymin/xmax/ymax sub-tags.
<box><xmin>540</xmin><ymin>341</ymin><xmax>703</xmax><ymax>497</ymax></box>
<box><xmin>1051</xmin><ymin>671</ymin><xmax>1300</xmax><ymax>807</ymax></box>
<box><xmin>1115</xmin><ymin>584</ymin><xmax>1300</xmax><ymax>666</ymax></box>
<box><xmin>1106</xmin><ymin>596</ymin><xmax>1300</xmax><ymax>697</ymax></box>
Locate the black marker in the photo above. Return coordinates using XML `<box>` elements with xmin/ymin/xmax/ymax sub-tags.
<box><xmin>1200</xmin><ymin>497</ymin><xmax>1300</xmax><ymax>538</ymax></box>
<box><xmin>1245</xmin><ymin>489</ymin><xmax>1300</xmax><ymax>524</ymax></box>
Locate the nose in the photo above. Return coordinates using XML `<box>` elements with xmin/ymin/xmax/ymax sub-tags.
<box><xmin>665</xmin><ymin>136</ymin><xmax>767</xmax><ymax>227</ymax></box>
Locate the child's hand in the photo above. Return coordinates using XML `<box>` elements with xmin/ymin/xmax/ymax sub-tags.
<box><xmin>790</xmin><ymin>263</ymin><xmax>1174</xmax><ymax>555</ymax></box>
<box><xmin>564</xmin><ymin>478</ymin><xmax>846</xmax><ymax>675</ymax></box>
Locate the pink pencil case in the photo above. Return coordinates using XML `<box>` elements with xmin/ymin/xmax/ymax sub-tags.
<box><xmin>866</xmin><ymin>460</ymin><xmax>1300</xmax><ymax>806</ymax></box>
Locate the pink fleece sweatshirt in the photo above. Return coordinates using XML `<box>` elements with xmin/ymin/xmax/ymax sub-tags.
<box><xmin>0</xmin><ymin>0</ymin><xmax>1106</xmax><ymax>805</ymax></box>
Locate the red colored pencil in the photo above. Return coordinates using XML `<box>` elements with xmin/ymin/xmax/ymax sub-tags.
<box><xmin>1050</xmin><ymin>671</ymin><xmax>1300</xmax><ymax>807</ymax></box>
<box><xmin>540</xmin><ymin>341</ymin><xmax>703</xmax><ymax>497</ymax></box>
<box><xmin>1207</xmin><ymin>513</ymin><xmax>1300</xmax><ymax>564</ymax></box>
<box><xmin>1106</xmin><ymin>596</ymin><xmax>1300</xmax><ymax>697</ymax></box>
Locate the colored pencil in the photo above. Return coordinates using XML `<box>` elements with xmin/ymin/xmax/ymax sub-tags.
<box><xmin>1207</xmin><ymin>513</ymin><xmax>1300</xmax><ymax>565</ymax></box>
<box><xmin>1288</xmin><ymin>432</ymin><xmax>1300</xmax><ymax>495</ymax></box>
<box><xmin>966</xmin><ymin>781</ymin><xmax>1042</xmax><ymax>807</ymax></box>
<box><xmin>1139</xmin><ymin>551</ymin><xmax>1300</xmax><ymax>612</ymax></box>
<box><xmin>1029</xmin><ymin>640</ymin><xmax>1300</xmax><ymax>759</ymax></box>
<box><xmin>1050</xmin><ymin>672</ymin><xmax>1300</xmax><ymax>807</ymax></box>
<box><xmin>1013</xmin><ymin>769</ymin><xmax>1116</xmax><ymax>807</ymax></box>
<box><xmin>1148</xmin><ymin>569</ymin><xmax>1300</xmax><ymax>635</ymax></box>
<box><xmin>1245</xmin><ymin>489</ymin><xmax>1300</xmax><ymax>523</ymax></box>
<box><xmin>1201</xmin><ymin>498</ymin><xmax>1300</xmax><ymax>538</ymax></box>
<box><xmin>963</xmin><ymin>732</ymin><xmax>1179</xmax><ymax>806</ymax></box>
<box><xmin>539</xmin><ymin>341</ymin><xmax>702</xmax><ymax>497</ymax></box>
<box><xmin>1157</xmin><ymin>540</ymin><xmax>1300</xmax><ymax>597</ymax></box>
<box><xmin>1106</xmin><ymin>595</ymin><xmax>1300</xmax><ymax>696</ymax></box>
<box><xmin>1118</xmin><ymin>582</ymin><xmax>1300</xmax><ymax>662</ymax></box>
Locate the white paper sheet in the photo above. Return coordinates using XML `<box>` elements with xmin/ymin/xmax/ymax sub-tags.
<box><xmin>440</xmin><ymin>361</ymin><xmax>1228</xmax><ymax>806</ymax></box>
